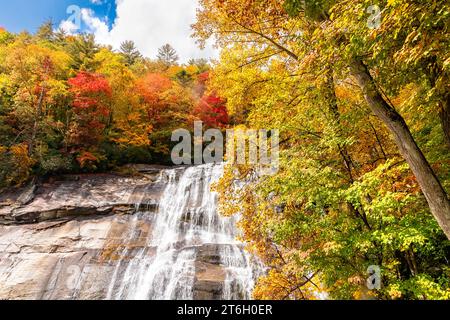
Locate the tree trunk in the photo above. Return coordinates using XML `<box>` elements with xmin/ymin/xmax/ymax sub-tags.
<box><xmin>425</xmin><ymin>57</ymin><xmax>450</xmax><ymax>151</ymax></box>
<box><xmin>439</xmin><ymin>94</ymin><xmax>450</xmax><ymax>150</ymax></box>
<box><xmin>323</xmin><ymin>69</ymin><xmax>355</xmax><ymax>183</ymax></box>
<box><xmin>29</xmin><ymin>85</ymin><xmax>46</xmax><ymax>156</ymax></box>
<box><xmin>350</xmin><ymin>58</ymin><xmax>450</xmax><ymax>239</ymax></box>
<box><xmin>29</xmin><ymin>60</ymin><xmax>50</xmax><ymax>156</ymax></box>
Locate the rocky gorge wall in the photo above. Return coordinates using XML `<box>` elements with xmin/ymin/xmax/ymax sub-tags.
<box><xmin>0</xmin><ymin>164</ymin><xmax>263</xmax><ymax>300</ymax></box>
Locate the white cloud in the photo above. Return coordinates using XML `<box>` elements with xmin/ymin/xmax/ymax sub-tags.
<box><xmin>59</xmin><ymin>19</ymin><xmax>79</xmax><ymax>35</ymax></box>
<box><xmin>60</xmin><ymin>0</ymin><xmax>218</xmax><ymax>63</ymax></box>
<box><xmin>80</xmin><ymin>8</ymin><xmax>111</xmax><ymax>41</ymax></box>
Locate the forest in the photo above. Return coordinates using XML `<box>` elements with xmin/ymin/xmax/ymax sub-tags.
<box><xmin>1</xmin><ymin>0</ymin><xmax>449</xmax><ymax>300</ymax></box>
<box><xmin>0</xmin><ymin>24</ymin><xmax>227</xmax><ymax>186</ymax></box>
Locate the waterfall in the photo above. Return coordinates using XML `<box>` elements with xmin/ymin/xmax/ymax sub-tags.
<box><xmin>106</xmin><ymin>164</ymin><xmax>264</xmax><ymax>300</ymax></box>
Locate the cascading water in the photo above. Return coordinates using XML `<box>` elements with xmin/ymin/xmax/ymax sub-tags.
<box><xmin>106</xmin><ymin>164</ymin><xmax>264</xmax><ymax>300</ymax></box>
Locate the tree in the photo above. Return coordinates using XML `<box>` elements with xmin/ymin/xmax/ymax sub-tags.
<box><xmin>136</xmin><ymin>72</ymin><xmax>178</xmax><ymax>127</ymax></box>
<box><xmin>0</xmin><ymin>21</ymin><xmax>206</xmax><ymax>180</ymax></box>
<box><xmin>68</xmin><ymin>72</ymin><xmax>112</xmax><ymax>152</ymax></box>
<box><xmin>0</xmin><ymin>144</ymin><xmax>35</xmax><ymax>188</ymax></box>
<box><xmin>136</xmin><ymin>72</ymin><xmax>193</xmax><ymax>156</ymax></box>
<box><xmin>194</xmin><ymin>93</ymin><xmax>229</xmax><ymax>128</ymax></box>
<box><xmin>54</xmin><ymin>28</ymin><xmax>68</xmax><ymax>45</ymax></box>
<box><xmin>188</xmin><ymin>58</ymin><xmax>210</xmax><ymax>73</ymax></box>
<box><xmin>120</xmin><ymin>40</ymin><xmax>142</xmax><ymax>66</ymax></box>
<box><xmin>157</xmin><ymin>44</ymin><xmax>179</xmax><ymax>66</ymax></box>
<box><xmin>194</xmin><ymin>0</ymin><xmax>450</xmax><ymax>239</ymax></box>
<box><xmin>93</xmin><ymin>48</ymin><xmax>151</xmax><ymax>148</ymax></box>
<box><xmin>194</xmin><ymin>0</ymin><xmax>450</xmax><ymax>300</ymax></box>
<box><xmin>284</xmin><ymin>0</ymin><xmax>450</xmax><ymax>240</ymax></box>
<box><xmin>0</xmin><ymin>27</ymin><xmax>14</xmax><ymax>45</ymax></box>
<box><xmin>67</xmin><ymin>33</ymin><xmax>100</xmax><ymax>71</ymax></box>
<box><xmin>36</xmin><ymin>20</ymin><xmax>54</xmax><ymax>42</ymax></box>
<box><xmin>1</xmin><ymin>36</ymin><xmax>71</xmax><ymax>153</ymax></box>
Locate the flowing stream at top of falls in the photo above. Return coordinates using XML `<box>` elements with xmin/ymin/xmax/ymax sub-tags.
<box><xmin>105</xmin><ymin>164</ymin><xmax>264</xmax><ymax>300</ymax></box>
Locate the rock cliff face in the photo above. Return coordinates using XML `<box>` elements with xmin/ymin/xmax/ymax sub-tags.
<box><xmin>0</xmin><ymin>164</ymin><xmax>263</xmax><ymax>300</ymax></box>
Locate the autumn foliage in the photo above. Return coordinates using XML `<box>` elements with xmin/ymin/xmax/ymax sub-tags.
<box><xmin>68</xmin><ymin>72</ymin><xmax>112</xmax><ymax>149</ymax></box>
<box><xmin>198</xmin><ymin>0</ymin><xmax>450</xmax><ymax>300</ymax></box>
<box><xmin>2</xmin><ymin>0</ymin><xmax>449</xmax><ymax>301</ymax></box>
<box><xmin>194</xmin><ymin>94</ymin><xmax>229</xmax><ymax>128</ymax></box>
<box><xmin>136</xmin><ymin>73</ymin><xmax>173</xmax><ymax>125</ymax></box>
<box><xmin>0</xmin><ymin>27</ymin><xmax>227</xmax><ymax>179</ymax></box>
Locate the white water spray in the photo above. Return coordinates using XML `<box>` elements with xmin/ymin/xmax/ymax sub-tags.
<box><xmin>106</xmin><ymin>164</ymin><xmax>263</xmax><ymax>300</ymax></box>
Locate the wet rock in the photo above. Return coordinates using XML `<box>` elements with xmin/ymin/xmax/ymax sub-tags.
<box><xmin>123</xmin><ymin>164</ymin><xmax>172</xmax><ymax>174</ymax></box>
<box><xmin>0</xmin><ymin>215</ymin><xmax>152</xmax><ymax>300</ymax></box>
<box><xmin>0</xmin><ymin>173</ymin><xmax>164</xmax><ymax>225</ymax></box>
<box><xmin>197</xmin><ymin>244</ymin><xmax>237</xmax><ymax>265</ymax></box>
<box><xmin>193</xmin><ymin>280</ymin><xmax>224</xmax><ymax>300</ymax></box>
<box><xmin>194</xmin><ymin>260</ymin><xmax>226</xmax><ymax>300</ymax></box>
<box><xmin>16</xmin><ymin>180</ymin><xmax>37</xmax><ymax>205</ymax></box>
<box><xmin>0</xmin><ymin>165</ymin><xmax>263</xmax><ymax>300</ymax></box>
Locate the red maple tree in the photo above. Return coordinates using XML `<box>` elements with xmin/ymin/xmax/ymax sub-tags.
<box><xmin>194</xmin><ymin>93</ymin><xmax>229</xmax><ymax>128</ymax></box>
<box><xmin>68</xmin><ymin>72</ymin><xmax>112</xmax><ymax>149</ymax></box>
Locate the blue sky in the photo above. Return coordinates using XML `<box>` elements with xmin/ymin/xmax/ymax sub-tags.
<box><xmin>0</xmin><ymin>0</ymin><xmax>216</xmax><ymax>62</ymax></box>
<box><xmin>0</xmin><ymin>0</ymin><xmax>116</xmax><ymax>33</ymax></box>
